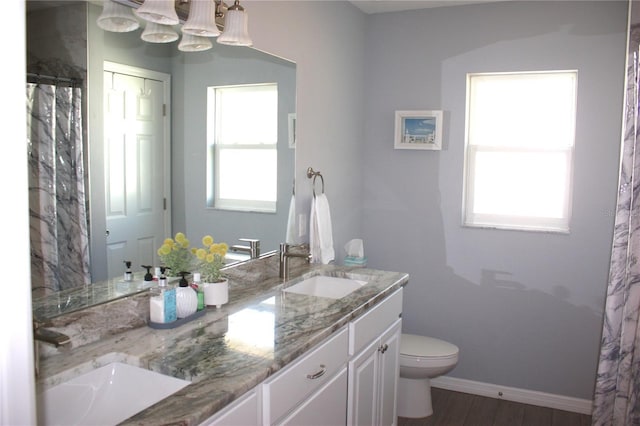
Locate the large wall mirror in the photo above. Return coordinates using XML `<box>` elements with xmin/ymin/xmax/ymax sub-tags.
<box><xmin>27</xmin><ymin>1</ymin><xmax>296</xmax><ymax>312</ymax></box>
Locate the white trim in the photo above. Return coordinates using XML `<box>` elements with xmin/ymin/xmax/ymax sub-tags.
<box><xmin>430</xmin><ymin>376</ymin><xmax>593</xmax><ymax>415</ymax></box>
<box><xmin>2</xmin><ymin>2</ymin><xmax>36</xmax><ymax>423</ymax></box>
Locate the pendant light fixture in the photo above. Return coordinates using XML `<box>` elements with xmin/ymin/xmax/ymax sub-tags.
<box><xmin>141</xmin><ymin>22</ymin><xmax>179</xmax><ymax>43</ymax></box>
<box><xmin>97</xmin><ymin>0</ymin><xmax>140</xmax><ymax>32</ymax></box>
<box><xmin>179</xmin><ymin>32</ymin><xmax>213</xmax><ymax>51</ymax></box>
<box><xmin>97</xmin><ymin>0</ymin><xmax>253</xmax><ymax>52</ymax></box>
<box><xmin>182</xmin><ymin>0</ymin><xmax>220</xmax><ymax>37</ymax></box>
<box><xmin>135</xmin><ymin>0</ymin><xmax>180</xmax><ymax>26</ymax></box>
<box><xmin>217</xmin><ymin>0</ymin><xmax>252</xmax><ymax>46</ymax></box>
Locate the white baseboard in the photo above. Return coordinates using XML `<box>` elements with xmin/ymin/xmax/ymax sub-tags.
<box><xmin>430</xmin><ymin>376</ymin><xmax>593</xmax><ymax>415</ymax></box>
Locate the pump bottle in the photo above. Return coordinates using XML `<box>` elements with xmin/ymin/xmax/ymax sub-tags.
<box><xmin>149</xmin><ymin>267</ymin><xmax>177</xmax><ymax>324</ymax></box>
<box><xmin>176</xmin><ymin>272</ymin><xmax>198</xmax><ymax>318</ymax></box>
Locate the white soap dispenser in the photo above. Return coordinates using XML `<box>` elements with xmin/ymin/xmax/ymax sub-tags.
<box><xmin>176</xmin><ymin>272</ymin><xmax>198</xmax><ymax>318</ymax></box>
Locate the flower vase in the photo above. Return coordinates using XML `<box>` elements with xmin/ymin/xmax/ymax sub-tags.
<box><xmin>204</xmin><ymin>279</ymin><xmax>229</xmax><ymax>308</ymax></box>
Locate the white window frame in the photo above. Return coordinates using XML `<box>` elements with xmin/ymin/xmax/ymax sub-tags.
<box><xmin>462</xmin><ymin>70</ymin><xmax>578</xmax><ymax>233</ymax></box>
<box><xmin>206</xmin><ymin>83</ymin><xmax>278</xmax><ymax>212</ymax></box>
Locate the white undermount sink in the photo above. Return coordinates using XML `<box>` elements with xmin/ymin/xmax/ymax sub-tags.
<box><xmin>37</xmin><ymin>362</ymin><xmax>190</xmax><ymax>426</ymax></box>
<box><xmin>283</xmin><ymin>275</ymin><xmax>368</xmax><ymax>299</ymax></box>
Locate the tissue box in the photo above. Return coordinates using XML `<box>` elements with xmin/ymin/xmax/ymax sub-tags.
<box><xmin>344</xmin><ymin>256</ymin><xmax>367</xmax><ymax>267</ymax></box>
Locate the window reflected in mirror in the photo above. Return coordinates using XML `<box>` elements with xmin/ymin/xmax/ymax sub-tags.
<box><xmin>207</xmin><ymin>83</ymin><xmax>278</xmax><ymax>212</ymax></box>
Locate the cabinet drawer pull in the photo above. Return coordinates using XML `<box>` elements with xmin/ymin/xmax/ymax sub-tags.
<box><xmin>306</xmin><ymin>364</ymin><xmax>327</xmax><ymax>380</ymax></box>
<box><xmin>379</xmin><ymin>343</ymin><xmax>389</xmax><ymax>354</ymax></box>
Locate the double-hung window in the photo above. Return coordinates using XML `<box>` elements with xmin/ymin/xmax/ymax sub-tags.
<box><xmin>207</xmin><ymin>83</ymin><xmax>278</xmax><ymax>212</ymax></box>
<box><xmin>463</xmin><ymin>71</ymin><xmax>577</xmax><ymax>233</ymax></box>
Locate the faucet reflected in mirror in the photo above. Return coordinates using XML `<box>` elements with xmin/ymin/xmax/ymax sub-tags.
<box><xmin>230</xmin><ymin>238</ymin><xmax>261</xmax><ymax>259</ymax></box>
<box><xmin>33</xmin><ymin>320</ymin><xmax>71</xmax><ymax>378</ymax></box>
<box><xmin>26</xmin><ymin>1</ymin><xmax>296</xmax><ymax>307</ymax></box>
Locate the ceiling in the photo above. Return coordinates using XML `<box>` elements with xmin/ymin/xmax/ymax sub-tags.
<box><xmin>349</xmin><ymin>0</ymin><xmax>502</xmax><ymax>14</ymax></box>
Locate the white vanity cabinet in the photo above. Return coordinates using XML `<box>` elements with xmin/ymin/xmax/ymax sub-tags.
<box><xmin>200</xmin><ymin>287</ymin><xmax>404</xmax><ymax>426</ymax></box>
<box><xmin>347</xmin><ymin>289</ymin><xmax>403</xmax><ymax>426</ymax></box>
<box><xmin>262</xmin><ymin>327</ymin><xmax>349</xmax><ymax>425</ymax></box>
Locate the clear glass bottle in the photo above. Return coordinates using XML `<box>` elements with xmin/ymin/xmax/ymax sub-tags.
<box><xmin>149</xmin><ymin>267</ymin><xmax>177</xmax><ymax>324</ymax></box>
<box><xmin>123</xmin><ymin>260</ymin><xmax>133</xmax><ymax>282</ymax></box>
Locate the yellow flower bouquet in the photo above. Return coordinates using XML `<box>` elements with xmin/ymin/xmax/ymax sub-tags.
<box><xmin>157</xmin><ymin>232</ymin><xmax>228</xmax><ymax>281</ymax></box>
<box><xmin>157</xmin><ymin>232</ymin><xmax>192</xmax><ymax>277</ymax></box>
<box><xmin>193</xmin><ymin>235</ymin><xmax>228</xmax><ymax>283</ymax></box>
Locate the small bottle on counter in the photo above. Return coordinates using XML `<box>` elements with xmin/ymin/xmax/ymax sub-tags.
<box><xmin>149</xmin><ymin>267</ymin><xmax>177</xmax><ymax>324</ymax></box>
<box><xmin>123</xmin><ymin>260</ymin><xmax>133</xmax><ymax>282</ymax></box>
<box><xmin>192</xmin><ymin>272</ymin><xmax>205</xmax><ymax>311</ymax></box>
<box><xmin>142</xmin><ymin>265</ymin><xmax>153</xmax><ymax>282</ymax></box>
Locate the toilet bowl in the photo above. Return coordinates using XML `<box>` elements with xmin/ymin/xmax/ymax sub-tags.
<box><xmin>397</xmin><ymin>334</ymin><xmax>459</xmax><ymax>418</ymax></box>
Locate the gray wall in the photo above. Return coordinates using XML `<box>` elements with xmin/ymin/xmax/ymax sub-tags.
<box><xmin>361</xmin><ymin>1</ymin><xmax>627</xmax><ymax>399</ymax></box>
<box><xmin>171</xmin><ymin>46</ymin><xmax>296</xmax><ymax>252</ymax></box>
<box><xmin>245</xmin><ymin>0</ymin><xmax>367</xmax><ymax>259</ymax></box>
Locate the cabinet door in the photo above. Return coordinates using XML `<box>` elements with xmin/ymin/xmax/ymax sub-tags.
<box><xmin>277</xmin><ymin>367</ymin><xmax>348</xmax><ymax>426</ymax></box>
<box><xmin>347</xmin><ymin>338</ymin><xmax>380</xmax><ymax>426</ymax></box>
<box><xmin>378</xmin><ymin>319</ymin><xmax>401</xmax><ymax>426</ymax></box>
<box><xmin>202</xmin><ymin>390</ymin><xmax>259</xmax><ymax>426</ymax></box>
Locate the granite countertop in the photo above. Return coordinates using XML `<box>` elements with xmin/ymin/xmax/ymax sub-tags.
<box><xmin>37</xmin><ymin>259</ymin><xmax>409</xmax><ymax>425</ymax></box>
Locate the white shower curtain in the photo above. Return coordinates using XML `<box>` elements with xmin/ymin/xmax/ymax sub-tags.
<box><xmin>591</xmin><ymin>20</ymin><xmax>640</xmax><ymax>426</ymax></box>
<box><xmin>27</xmin><ymin>82</ymin><xmax>91</xmax><ymax>294</ymax></box>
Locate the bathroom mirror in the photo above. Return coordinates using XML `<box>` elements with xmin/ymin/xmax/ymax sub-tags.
<box><xmin>27</xmin><ymin>1</ymin><xmax>296</xmax><ymax>309</ymax></box>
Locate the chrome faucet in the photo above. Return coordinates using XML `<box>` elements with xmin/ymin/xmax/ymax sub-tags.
<box><xmin>34</xmin><ymin>325</ymin><xmax>72</xmax><ymax>347</ymax></box>
<box><xmin>280</xmin><ymin>243</ymin><xmax>312</xmax><ymax>280</ymax></box>
<box><xmin>230</xmin><ymin>238</ymin><xmax>261</xmax><ymax>259</ymax></box>
<box><xmin>33</xmin><ymin>321</ymin><xmax>71</xmax><ymax>378</ymax></box>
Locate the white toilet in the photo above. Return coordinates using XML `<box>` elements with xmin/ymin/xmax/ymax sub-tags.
<box><xmin>397</xmin><ymin>333</ymin><xmax>459</xmax><ymax>418</ymax></box>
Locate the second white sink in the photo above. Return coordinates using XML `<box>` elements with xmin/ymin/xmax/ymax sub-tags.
<box><xmin>37</xmin><ymin>362</ymin><xmax>190</xmax><ymax>426</ymax></box>
<box><xmin>283</xmin><ymin>275</ymin><xmax>368</xmax><ymax>299</ymax></box>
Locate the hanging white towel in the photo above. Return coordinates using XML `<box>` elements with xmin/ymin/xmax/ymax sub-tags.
<box><xmin>310</xmin><ymin>193</ymin><xmax>335</xmax><ymax>264</ymax></box>
<box><xmin>285</xmin><ymin>194</ymin><xmax>296</xmax><ymax>244</ymax></box>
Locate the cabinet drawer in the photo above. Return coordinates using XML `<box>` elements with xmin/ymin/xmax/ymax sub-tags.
<box><xmin>348</xmin><ymin>288</ymin><xmax>403</xmax><ymax>355</ymax></box>
<box><xmin>276</xmin><ymin>366</ymin><xmax>348</xmax><ymax>426</ymax></box>
<box><xmin>263</xmin><ymin>327</ymin><xmax>348</xmax><ymax>424</ymax></box>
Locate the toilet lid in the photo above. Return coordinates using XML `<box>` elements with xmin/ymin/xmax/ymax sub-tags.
<box><xmin>401</xmin><ymin>334</ymin><xmax>459</xmax><ymax>358</ymax></box>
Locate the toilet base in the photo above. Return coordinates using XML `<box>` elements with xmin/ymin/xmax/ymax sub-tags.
<box><xmin>397</xmin><ymin>376</ymin><xmax>433</xmax><ymax>418</ymax></box>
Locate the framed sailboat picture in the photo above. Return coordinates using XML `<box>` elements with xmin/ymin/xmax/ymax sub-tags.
<box><xmin>394</xmin><ymin>110</ymin><xmax>443</xmax><ymax>150</ymax></box>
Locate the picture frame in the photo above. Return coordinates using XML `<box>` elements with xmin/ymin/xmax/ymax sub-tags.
<box><xmin>394</xmin><ymin>110</ymin><xmax>443</xmax><ymax>150</ymax></box>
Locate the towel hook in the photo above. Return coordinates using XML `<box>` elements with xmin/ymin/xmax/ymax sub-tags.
<box><xmin>307</xmin><ymin>167</ymin><xmax>325</xmax><ymax>197</ymax></box>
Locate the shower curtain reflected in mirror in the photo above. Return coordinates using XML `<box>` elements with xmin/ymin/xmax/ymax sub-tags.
<box><xmin>27</xmin><ymin>81</ymin><xmax>90</xmax><ymax>295</ymax></box>
<box><xmin>592</xmin><ymin>19</ymin><xmax>640</xmax><ymax>426</ymax></box>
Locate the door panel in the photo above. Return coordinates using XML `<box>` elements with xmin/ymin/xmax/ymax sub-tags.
<box><xmin>379</xmin><ymin>320</ymin><xmax>401</xmax><ymax>426</ymax></box>
<box><xmin>104</xmin><ymin>70</ymin><xmax>167</xmax><ymax>279</ymax></box>
<box><xmin>348</xmin><ymin>339</ymin><xmax>379</xmax><ymax>426</ymax></box>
